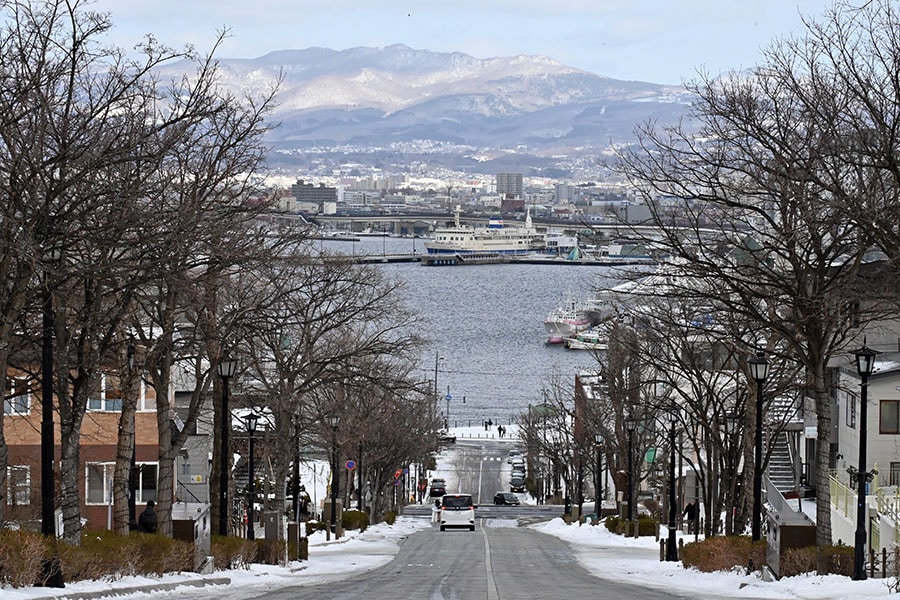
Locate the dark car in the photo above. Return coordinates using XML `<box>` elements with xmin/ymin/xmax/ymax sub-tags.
<box><xmin>510</xmin><ymin>474</ymin><xmax>526</xmax><ymax>493</ymax></box>
<box><xmin>429</xmin><ymin>478</ymin><xmax>447</xmax><ymax>497</ymax></box>
<box><xmin>493</xmin><ymin>491</ymin><xmax>520</xmax><ymax>506</ymax></box>
<box><xmin>437</xmin><ymin>431</ymin><xmax>456</xmax><ymax>444</ymax></box>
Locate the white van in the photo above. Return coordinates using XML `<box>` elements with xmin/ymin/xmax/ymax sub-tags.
<box><xmin>440</xmin><ymin>493</ymin><xmax>476</xmax><ymax>531</ymax></box>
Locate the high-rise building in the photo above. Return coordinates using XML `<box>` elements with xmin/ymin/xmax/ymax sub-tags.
<box><xmin>496</xmin><ymin>173</ymin><xmax>523</xmax><ymax>198</ymax></box>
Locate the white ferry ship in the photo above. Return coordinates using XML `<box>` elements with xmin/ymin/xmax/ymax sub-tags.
<box><xmin>424</xmin><ymin>205</ymin><xmax>545</xmax><ymax>255</ymax></box>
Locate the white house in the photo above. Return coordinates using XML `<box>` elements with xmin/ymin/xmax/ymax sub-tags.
<box><xmin>833</xmin><ymin>351</ymin><xmax>900</xmax><ymax>549</ymax></box>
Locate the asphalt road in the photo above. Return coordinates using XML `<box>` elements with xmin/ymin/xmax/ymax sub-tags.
<box><xmin>240</xmin><ymin>439</ymin><xmax>693</xmax><ymax>599</ymax></box>
<box><xmin>254</xmin><ymin>519</ymin><xmax>692</xmax><ymax>600</ymax></box>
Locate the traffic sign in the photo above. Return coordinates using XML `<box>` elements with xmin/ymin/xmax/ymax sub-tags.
<box><xmin>346</xmin><ymin>460</ymin><xmax>356</xmax><ymax>471</ymax></box>
<box><xmin>445</xmin><ymin>393</ymin><xmax>452</xmax><ymax>401</ymax></box>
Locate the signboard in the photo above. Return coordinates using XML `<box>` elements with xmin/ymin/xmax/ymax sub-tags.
<box><xmin>346</xmin><ymin>460</ymin><xmax>356</xmax><ymax>471</ymax></box>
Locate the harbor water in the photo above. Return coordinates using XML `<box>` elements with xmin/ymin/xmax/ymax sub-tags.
<box><xmin>322</xmin><ymin>235</ymin><xmax>619</xmax><ymax>427</ymax></box>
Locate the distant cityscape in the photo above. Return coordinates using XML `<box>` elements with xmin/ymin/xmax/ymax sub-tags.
<box><xmin>268</xmin><ymin>171</ymin><xmax>650</xmax><ymax>227</ymax></box>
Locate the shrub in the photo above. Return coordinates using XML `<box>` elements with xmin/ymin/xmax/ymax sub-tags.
<box><xmin>58</xmin><ymin>530</ymin><xmax>141</xmax><ymax>581</ymax></box>
<box><xmin>601</xmin><ymin>515</ymin><xmax>657</xmax><ymax>537</ymax></box>
<box><xmin>779</xmin><ymin>546</ymin><xmax>817</xmax><ymax>577</ymax></box>
<box><xmin>818</xmin><ymin>544</ymin><xmax>854</xmax><ymax>576</ymax></box>
<box><xmin>0</xmin><ymin>529</ymin><xmax>47</xmax><ymax>588</ymax></box>
<box><xmin>304</xmin><ymin>520</ymin><xmax>327</xmax><ymax>536</ymax></box>
<box><xmin>383</xmin><ymin>511</ymin><xmax>397</xmax><ymax>525</ymax></box>
<box><xmin>680</xmin><ymin>535</ymin><xmax>766</xmax><ymax>573</ymax></box>
<box><xmin>254</xmin><ymin>539</ymin><xmax>283</xmax><ymax>565</ymax></box>
<box><xmin>604</xmin><ymin>516</ymin><xmax>621</xmax><ymax>534</ymax></box>
<box><xmin>342</xmin><ymin>509</ymin><xmax>369</xmax><ymax>532</ymax></box>
<box><xmin>211</xmin><ymin>535</ymin><xmax>257</xmax><ymax>570</ymax></box>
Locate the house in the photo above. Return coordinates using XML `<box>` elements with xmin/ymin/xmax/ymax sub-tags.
<box><xmin>832</xmin><ymin>351</ymin><xmax>900</xmax><ymax>549</ymax></box>
<box><xmin>4</xmin><ymin>369</ymin><xmax>160</xmax><ymax>531</ymax></box>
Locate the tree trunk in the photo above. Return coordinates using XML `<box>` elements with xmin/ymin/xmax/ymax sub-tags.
<box><xmin>813</xmin><ymin>381</ymin><xmax>833</xmax><ymax>547</ymax></box>
<box><xmin>113</xmin><ymin>347</ymin><xmax>140</xmax><ymax>535</ymax></box>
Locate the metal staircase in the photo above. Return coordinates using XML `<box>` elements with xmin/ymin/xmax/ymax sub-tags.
<box><xmin>767</xmin><ymin>431</ymin><xmax>797</xmax><ymax>495</ymax></box>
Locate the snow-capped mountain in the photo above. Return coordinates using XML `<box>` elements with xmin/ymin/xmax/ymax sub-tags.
<box><xmin>176</xmin><ymin>44</ymin><xmax>693</xmax><ymax>154</ymax></box>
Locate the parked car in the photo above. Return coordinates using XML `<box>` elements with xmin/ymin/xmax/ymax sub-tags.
<box><xmin>493</xmin><ymin>491</ymin><xmax>520</xmax><ymax>505</ymax></box>
<box><xmin>510</xmin><ymin>456</ymin><xmax>526</xmax><ymax>470</ymax></box>
<box><xmin>507</xmin><ymin>450</ymin><xmax>522</xmax><ymax>464</ymax></box>
<box><xmin>440</xmin><ymin>493</ymin><xmax>476</xmax><ymax>531</ymax></box>
<box><xmin>510</xmin><ymin>473</ymin><xmax>526</xmax><ymax>493</ymax></box>
<box><xmin>429</xmin><ymin>478</ymin><xmax>446</xmax><ymax>497</ymax></box>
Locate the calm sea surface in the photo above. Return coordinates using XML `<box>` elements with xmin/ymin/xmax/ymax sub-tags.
<box><xmin>321</xmin><ymin>236</ymin><xmax>617</xmax><ymax>426</ymax></box>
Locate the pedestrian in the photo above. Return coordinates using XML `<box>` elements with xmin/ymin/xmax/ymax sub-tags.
<box><xmin>683</xmin><ymin>501</ymin><xmax>697</xmax><ymax>534</ymax></box>
<box><xmin>138</xmin><ymin>500</ymin><xmax>158</xmax><ymax>533</ymax></box>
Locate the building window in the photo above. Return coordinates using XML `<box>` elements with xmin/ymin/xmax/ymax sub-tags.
<box><xmin>88</xmin><ymin>374</ymin><xmax>123</xmax><ymax>412</ymax></box>
<box><xmin>880</xmin><ymin>400</ymin><xmax>900</xmax><ymax>434</ymax></box>
<box><xmin>7</xmin><ymin>465</ymin><xmax>30</xmax><ymax>506</ymax></box>
<box><xmin>846</xmin><ymin>390</ymin><xmax>856</xmax><ymax>429</ymax></box>
<box><xmin>3</xmin><ymin>378</ymin><xmax>31</xmax><ymax>415</ymax></box>
<box><xmin>136</xmin><ymin>464</ymin><xmax>158</xmax><ymax>504</ymax></box>
<box><xmin>86</xmin><ymin>463</ymin><xmax>114</xmax><ymax>504</ymax></box>
<box><xmin>891</xmin><ymin>462</ymin><xmax>900</xmax><ymax>487</ymax></box>
<box><xmin>86</xmin><ymin>462</ymin><xmax>158</xmax><ymax>505</ymax></box>
<box><xmin>87</xmin><ymin>375</ymin><xmax>152</xmax><ymax>412</ymax></box>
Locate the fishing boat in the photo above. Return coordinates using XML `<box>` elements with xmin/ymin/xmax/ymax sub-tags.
<box><xmin>543</xmin><ymin>292</ymin><xmax>595</xmax><ymax>344</ymax></box>
<box><xmin>424</xmin><ymin>205</ymin><xmax>545</xmax><ymax>255</ymax></box>
<box><xmin>563</xmin><ymin>326</ymin><xmax>608</xmax><ymax>351</ymax></box>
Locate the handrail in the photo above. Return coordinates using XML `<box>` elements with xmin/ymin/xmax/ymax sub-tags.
<box><xmin>829</xmin><ymin>472</ymin><xmax>854</xmax><ymax>519</ymax></box>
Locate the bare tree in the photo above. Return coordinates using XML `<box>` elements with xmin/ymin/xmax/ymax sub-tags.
<box><xmin>234</xmin><ymin>250</ymin><xmax>425</xmax><ymax>528</ymax></box>
<box><xmin>615</xmin><ymin>0</ymin><xmax>900</xmax><ymax>546</ymax></box>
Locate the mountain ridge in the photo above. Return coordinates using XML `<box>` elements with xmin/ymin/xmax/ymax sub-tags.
<box><xmin>165</xmin><ymin>44</ymin><xmax>694</xmax><ymax>162</ymax></box>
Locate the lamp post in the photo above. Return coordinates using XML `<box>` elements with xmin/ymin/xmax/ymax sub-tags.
<box><xmin>594</xmin><ymin>433</ymin><xmax>604</xmax><ymax>516</ymax></box>
<box><xmin>625</xmin><ymin>416</ymin><xmax>637</xmax><ymax>523</ymax></box>
<box><xmin>217</xmin><ymin>356</ymin><xmax>238</xmax><ymax>536</ymax></box>
<box><xmin>326</xmin><ymin>413</ymin><xmax>341</xmax><ymax>534</ymax></box>
<box><xmin>127</xmin><ymin>339</ymin><xmax>137</xmax><ymax>529</ymax></box>
<box><xmin>40</xmin><ymin>244</ymin><xmax>61</xmax><ymax>539</ymax></box>
<box><xmin>724</xmin><ymin>411</ymin><xmax>740</xmax><ymax>535</ymax></box>
<box><xmin>665</xmin><ymin>406</ymin><xmax>678</xmax><ymax>561</ymax></box>
<box><xmin>748</xmin><ymin>350</ymin><xmax>770</xmax><ymax>542</ymax></box>
<box><xmin>852</xmin><ymin>342</ymin><xmax>879</xmax><ymax>581</ymax></box>
<box><xmin>245</xmin><ymin>413</ymin><xmax>259</xmax><ymax>541</ymax></box>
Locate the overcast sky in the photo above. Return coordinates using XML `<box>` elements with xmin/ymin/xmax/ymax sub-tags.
<box><xmin>89</xmin><ymin>0</ymin><xmax>839</xmax><ymax>85</ymax></box>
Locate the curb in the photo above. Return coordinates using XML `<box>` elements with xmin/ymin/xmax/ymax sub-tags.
<box><xmin>24</xmin><ymin>576</ymin><xmax>231</xmax><ymax>600</ymax></box>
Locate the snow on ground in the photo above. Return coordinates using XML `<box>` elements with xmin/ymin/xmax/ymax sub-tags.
<box><xmin>5</xmin><ymin>424</ymin><xmax>894</xmax><ymax>600</ymax></box>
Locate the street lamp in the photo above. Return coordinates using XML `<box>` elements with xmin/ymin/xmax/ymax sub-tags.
<box><xmin>724</xmin><ymin>411</ymin><xmax>741</xmax><ymax>536</ymax></box>
<box><xmin>747</xmin><ymin>349</ymin><xmax>770</xmax><ymax>542</ymax></box>
<box><xmin>852</xmin><ymin>341</ymin><xmax>880</xmax><ymax>581</ymax></box>
<box><xmin>594</xmin><ymin>433</ymin><xmax>604</xmax><ymax>515</ymax></box>
<box><xmin>217</xmin><ymin>356</ymin><xmax>238</xmax><ymax>536</ymax></box>
<box><xmin>245</xmin><ymin>413</ymin><xmax>259</xmax><ymax>541</ymax></box>
<box><xmin>40</xmin><ymin>243</ymin><xmax>61</xmax><ymax>539</ymax></box>
<box><xmin>625</xmin><ymin>416</ymin><xmax>637</xmax><ymax>524</ymax></box>
<box><xmin>326</xmin><ymin>413</ymin><xmax>341</xmax><ymax>535</ymax></box>
<box><xmin>127</xmin><ymin>338</ymin><xmax>137</xmax><ymax>529</ymax></box>
<box><xmin>664</xmin><ymin>405</ymin><xmax>678</xmax><ymax>561</ymax></box>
